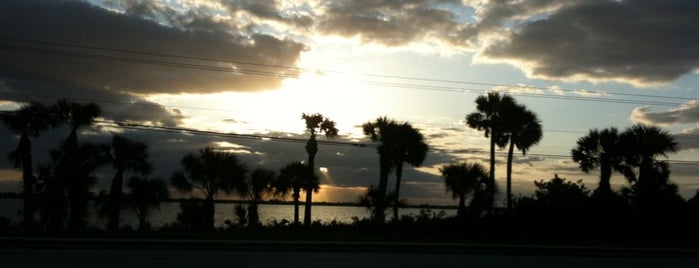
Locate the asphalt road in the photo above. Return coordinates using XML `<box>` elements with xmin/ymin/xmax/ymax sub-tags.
<box><xmin>1</xmin><ymin>239</ymin><xmax>698</xmax><ymax>267</ymax></box>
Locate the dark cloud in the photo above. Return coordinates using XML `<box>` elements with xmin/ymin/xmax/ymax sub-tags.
<box><xmin>674</xmin><ymin>127</ymin><xmax>699</xmax><ymax>151</ymax></box>
<box><xmin>481</xmin><ymin>0</ymin><xmax>699</xmax><ymax>85</ymax></box>
<box><xmin>317</xmin><ymin>0</ymin><xmax>474</xmax><ymax>47</ymax></box>
<box><xmin>631</xmin><ymin>101</ymin><xmax>699</xmax><ymax>126</ymax></box>
<box><xmin>0</xmin><ymin>0</ymin><xmax>305</xmax><ymax>95</ymax></box>
<box><xmin>0</xmin><ymin>79</ymin><xmax>183</xmax><ymax>127</ymax></box>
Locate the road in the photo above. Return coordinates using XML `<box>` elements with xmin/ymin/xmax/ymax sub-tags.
<box><xmin>1</xmin><ymin>239</ymin><xmax>698</xmax><ymax>267</ymax></box>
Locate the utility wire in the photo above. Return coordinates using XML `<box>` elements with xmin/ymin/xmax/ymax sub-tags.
<box><xmin>1</xmin><ymin>38</ymin><xmax>695</xmax><ymax>107</ymax></box>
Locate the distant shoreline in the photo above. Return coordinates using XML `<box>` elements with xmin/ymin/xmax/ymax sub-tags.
<box><xmin>0</xmin><ymin>195</ymin><xmax>458</xmax><ymax>210</ymax></box>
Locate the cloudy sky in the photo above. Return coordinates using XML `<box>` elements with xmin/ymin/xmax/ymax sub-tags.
<box><xmin>0</xmin><ymin>0</ymin><xmax>697</xmax><ymax>206</ymax></box>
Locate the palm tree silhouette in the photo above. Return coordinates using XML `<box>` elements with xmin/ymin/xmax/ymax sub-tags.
<box><xmin>618</xmin><ymin>124</ymin><xmax>679</xmax><ymax>212</ymax></box>
<box><xmin>388</xmin><ymin>122</ymin><xmax>428</xmax><ymax>221</ymax></box>
<box><xmin>466</xmin><ymin>92</ymin><xmax>515</xmax><ymax>211</ymax></box>
<box><xmin>440</xmin><ymin>162</ymin><xmax>488</xmax><ymax>218</ymax></box>
<box><xmin>52</xmin><ymin>142</ymin><xmax>110</xmax><ymax>230</ymax></box>
<box><xmin>107</xmin><ymin>135</ymin><xmax>152</xmax><ymax>231</ymax></box>
<box><xmin>501</xmin><ymin>104</ymin><xmax>542</xmax><ymax>212</ymax></box>
<box><xmin>170</xmin><ymin>147</ymin><xmax>248</xmax><ymax>230</ymax></box>
<box><xmin>362</xmin><ymin>117</ymin><xmax>398</xmax><ymax>223</ymax></box>
<box><xmin>50</xmin><ymin>100</ymin><xmax>103</xmax><ymax>230</ymax></box>
<box><xmin>1</xmin><ymin>102</ymin><xmax>50</xmax><ymax>228</ymax></box>
<box><xmin>571</xmin><ymin>128</ymin><xmax>622</xmax><ymax>198</ymax></box>
<box><xmin>126</xmin><ymin>176</ymin><xmax>169</xmax><ymax>231</ymax></box>
<box><xmin>240</xmin><ymin>168</ymin><xmax>276</xmax><ymax>227</ymax></box>
<box><xmin>301</xmin><ymin>113</ymin><xmax>338</xmax><ymax>226</ymax></box>
<box><xmin>276</xmin><ymin>161</ymin><xmax>317</xmax><ymax>225</ymax></box>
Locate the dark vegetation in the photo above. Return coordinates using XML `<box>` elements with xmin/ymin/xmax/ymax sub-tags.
<box><xmin>1</xmin><ymin>96</ymin><xmax>698</xmax><ymax>247</ymax></box>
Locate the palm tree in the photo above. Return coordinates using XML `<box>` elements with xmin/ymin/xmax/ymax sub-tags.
<box><xmin>388</xmin><ymin>122</ymin><xmax>428</xmax><ymax>221</ymax></box>
<box><xmin>52</xmin><ymin>142</ymin><xmax>110</xmax><ymax>230</ymax></box>
<box><xmin>571</xmin><ymin>128</ymin><xmax>622</xmax><ymax>198</ymax></box>
<box><xmin>466</xmin><ymin>92</ymin><xmax>516</xmax><ymax>210</ymax></box>
<box><xmin>50</xmin><ymin>100</ymin><xmax>104</xmax><ymax>230</ymax></box>
<box><xmin>127</xmin><ymin>176</ymin><xmax>169</xmax><ymax>231</ymax></box>
<box><xmin>618</xmin><ymin>124</ymin><xmax>679</xmax><ymax>212</ymax></box>
<box><xmin>440</xmin><ymin>162</ymin><xmax>489</xmax><ymax>218</ymax></box>
<box><xmin>301</xmin><ymin>113</ymin><xmax>338</xmax><ymax>226</ymax></box>
<box><xmin>501</xmin><ymin>104</ymin><xmax>542</xmax><ymax>212</ymax></box>
<box><xmin>240</xmin><ymin>168</ymin><xmax>276</xmax><ymax>227</ymax></box>
<box><xmin>106</xmin><ymin>135</ymin><xmax>152</xmax><ymax>231</ymax></box>
<box><xmin>362</xmin><ymin>117</ymin><xmax>398</xmax><ymax>223</ymax></box>
<box><xmin>1</xmin><ymin>102</ymin><xmax>50</xmax><ymax>228</ymax></box>
<box><xmin>170</xmin><ymin>147</ymin><xmax>248</xmax><ymax>230</ymax></box>
<box><xmin>276</xmin><ymin>161</ymin><xmax>317</xmax><ymax>225</ymax></box>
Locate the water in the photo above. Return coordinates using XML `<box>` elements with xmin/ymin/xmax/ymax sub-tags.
<box><xmin>0</xmin><ymin>198</ymin><xmax>456</xmax><ymax>229</ymax></box>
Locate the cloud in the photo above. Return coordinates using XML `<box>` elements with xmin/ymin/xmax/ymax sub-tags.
<box><xmin>479</xmin><ymin>0</ymin><xmax>699</xmax><ymax>86</ymax></box>
<box><xmin>674</xmin><ymin>127</ymin><xmax>699</xmax><ymax>151</ymax></box>
<box><xmin>631</xmin><ymin>101</ymin><xmax>699</xmax><ymax>126</ymax></box>
<box><xmin>317</xmin><ymin>0</ymin><xmax>476</xmax><ymax>47</ymax></box>
<box><xmin>0</xmin><ymin>0</ymin><xmax>305</xmax><ymax>95</ymax></box>
<box><xmin>0</xmin><ymin>79</ymin><xmax>183</xmax><ymax>127</ymax></box>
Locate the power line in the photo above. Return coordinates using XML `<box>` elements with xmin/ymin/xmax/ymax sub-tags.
<box><xmin>1</xmin><ymin>38</ymin><xmax>695</xmax><ymax>107</ymax></box>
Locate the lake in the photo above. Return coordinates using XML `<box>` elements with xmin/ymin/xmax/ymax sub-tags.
<box><xmin>0</xmin><ymin>198</ymin><xmax>456</xmax><ymax>229</ymax></box>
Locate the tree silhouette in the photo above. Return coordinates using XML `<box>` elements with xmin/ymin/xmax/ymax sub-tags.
<box><xmin>466</xmin><ymin>92</ymin><xmax>515</xmax><ymax>211</ymax></box>
<box><xmin>52</xmin><ymin>142</ymin><xmax>110</xmax><ymax>230</ymax></box>
<box><xmin>1</xmin><ymin>102</ymin><xmax>50</xmax><ymax>228</ymax></box>
<box><xmin>106</xmin><ymin>135</ymin><xmax>152</xmax><ymax>231</ymax></box>
<box><xmin>571</xmin><ymin>128</ymin><xmax>623</xmax><ymax>199</ymax></box>
<box><xmin>301</xmin><ymin>113</ymin><xmax>338</xmax><ymax>226</ymax></box>
<box><xmin>388</xmin><ymin>122</ymin><xmax>428</xmax><ymax>221</ymax></box>
<box><xmin>127</xmin><ymin>176</ymin><xmax>169</xmax><ymax>230</ymax></box>
<box><xmin>618</xmin><ymin>124</ymin><xmax>680</xmax><ymax>213</ymax></box>
<box><xmin>501</xmin><ymin>103</ymin><xmax>542</xmax><ymax>212</ymax></box>
<box><xmin>170</xmin><ymin>147</ymin><xmax>248</xmax><ymax>230</ymax></box>
<box><xmin>239</xmin><ymin>168</ymin><xmax>276</xmax><ymax>227</ymax></box>
<box><xmin>276</xmin><ymin>161</ymin><xmax>316</xmax><ymax>225</ymax></box>
<box><xmin>52</xmin><ymin>99</ymin><xmax>101</xmax><ymax>148</ymax></box>
<box><xmin>440</xmin><ymin>162</ymin><xmax>488</xmax><ymax>218</ymax></box>
<box><xmin>362</xmin><ymin>117</ymin><xmax>398</xmax><ymax>223</ymax></box>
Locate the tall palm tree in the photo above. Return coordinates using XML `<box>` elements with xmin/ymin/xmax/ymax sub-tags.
<box><xmin>127</xmin><ymin>176</ymin><xmax>169</xmax><ymax>231</ymax></box>
<box><xmin>618</xmin><ymin>124</ymin><xmax>679</xmax><ymax>212</ymax></box>
<box><xmin>170</xmin><ymin>147</ymin><xmax>248</xmax><ymax>230</ymax></box>
<box><xmin>106</xmin><ymin>135</ymin><xmax>152</xmax><ymax>231</ymax></box>
<box><xmin>301</xmin><ymin>113</ymin><xmax>338</xmax><ymax>226</ymax></box>
<box><xmin>240</xmin><ymin>168</ymin><xmax>276</xmax><ymax>227</ymax></box>
<box><xmin>571</xmin><ymin>128</ymin><xmax>622</xmax><ymax>197</ymax></box>
<box><xmin>1</xmin><ymin>102</ymin><xmax>50</xmax><ymax>228</ymax></box>
<box><xmin>275</xmin><ymin>161</ymin><xmax>317</xmax><ymax>225</ymax></box>
<box><xmin>50</xmin><ymin>100</ymin><xmax>103</xmax><ymax>230</ymax></box>
<box><xmin>362</xmin><ymin>117</ymin><xmax>398</xmax><ymax>223</ymax></box>
<box><xmin>501</xmin><ymin>104</ymin><xmax>542</xmax><ymax>212</ymax></box>
<box><xmin>440</xmin><ymin>162</ymin><xmax>489</xmax><ymax>218</ymax></box>
<box><xmin>466</xmin><ymin>92</ymin><xmax>516</xmax><ymax>210</ymax></box>
<box><xmin>389</xmin><ymin>122</ymin><xmax>428</xmax><ymax>221</ymax></box>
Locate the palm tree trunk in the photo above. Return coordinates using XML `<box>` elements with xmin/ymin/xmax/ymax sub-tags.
<box><xmin>19</xmin><ymin>133</ymin><xmax>35</xmax><ymax>228</ymax></box>
<box><xmin>506</xmin><ymin>141</ymin><xmax>515</xmax><ymax>213</ymax></box>
<box><xmin>108</xmin><ymin>169</ymin><xmax>124</xmax><ymax>231</ymax></box>
<box><xmin>458</xmin><ymin>194</ymin><xmax>466</xmax><ymax>218</ymax></box>
<box><xmin>204</xmin><ymin>194</ymin><xmax>215</xmax><ymax>230</ymax></box>
<box><xmin>304</xmin><ymin>136</ymin><xmax>317</xmax><ymax>226</ymax></box>
<box><xmin>293</xmin><ymin>191</ymin><xmax>300</xmax><ymax>225</ymax></box>
<box><xmin>375</xmin><ymin>153</ymin><xmax>390</xmax><ymax>224</ymax></box>
<box><xmin>597</xmin><ymin>160</ymin><xmax>613</xmax><ymax>196</ymax></box>
<box><xmin>392</xmin><ymin>161</ymin><xmax>404</xmax><ymax>221</ymax></box>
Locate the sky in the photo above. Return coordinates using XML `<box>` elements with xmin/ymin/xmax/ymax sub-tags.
<box><xmin>0</xmin><ymin>0</ymin><xmax>697</xmax><ymax>206</ymax></box>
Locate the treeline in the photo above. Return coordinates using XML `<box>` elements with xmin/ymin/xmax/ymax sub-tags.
<box><xmin>1</xmin><ymin>95</ymin><xmax>697</xmax><ymax>237</ymax></box>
